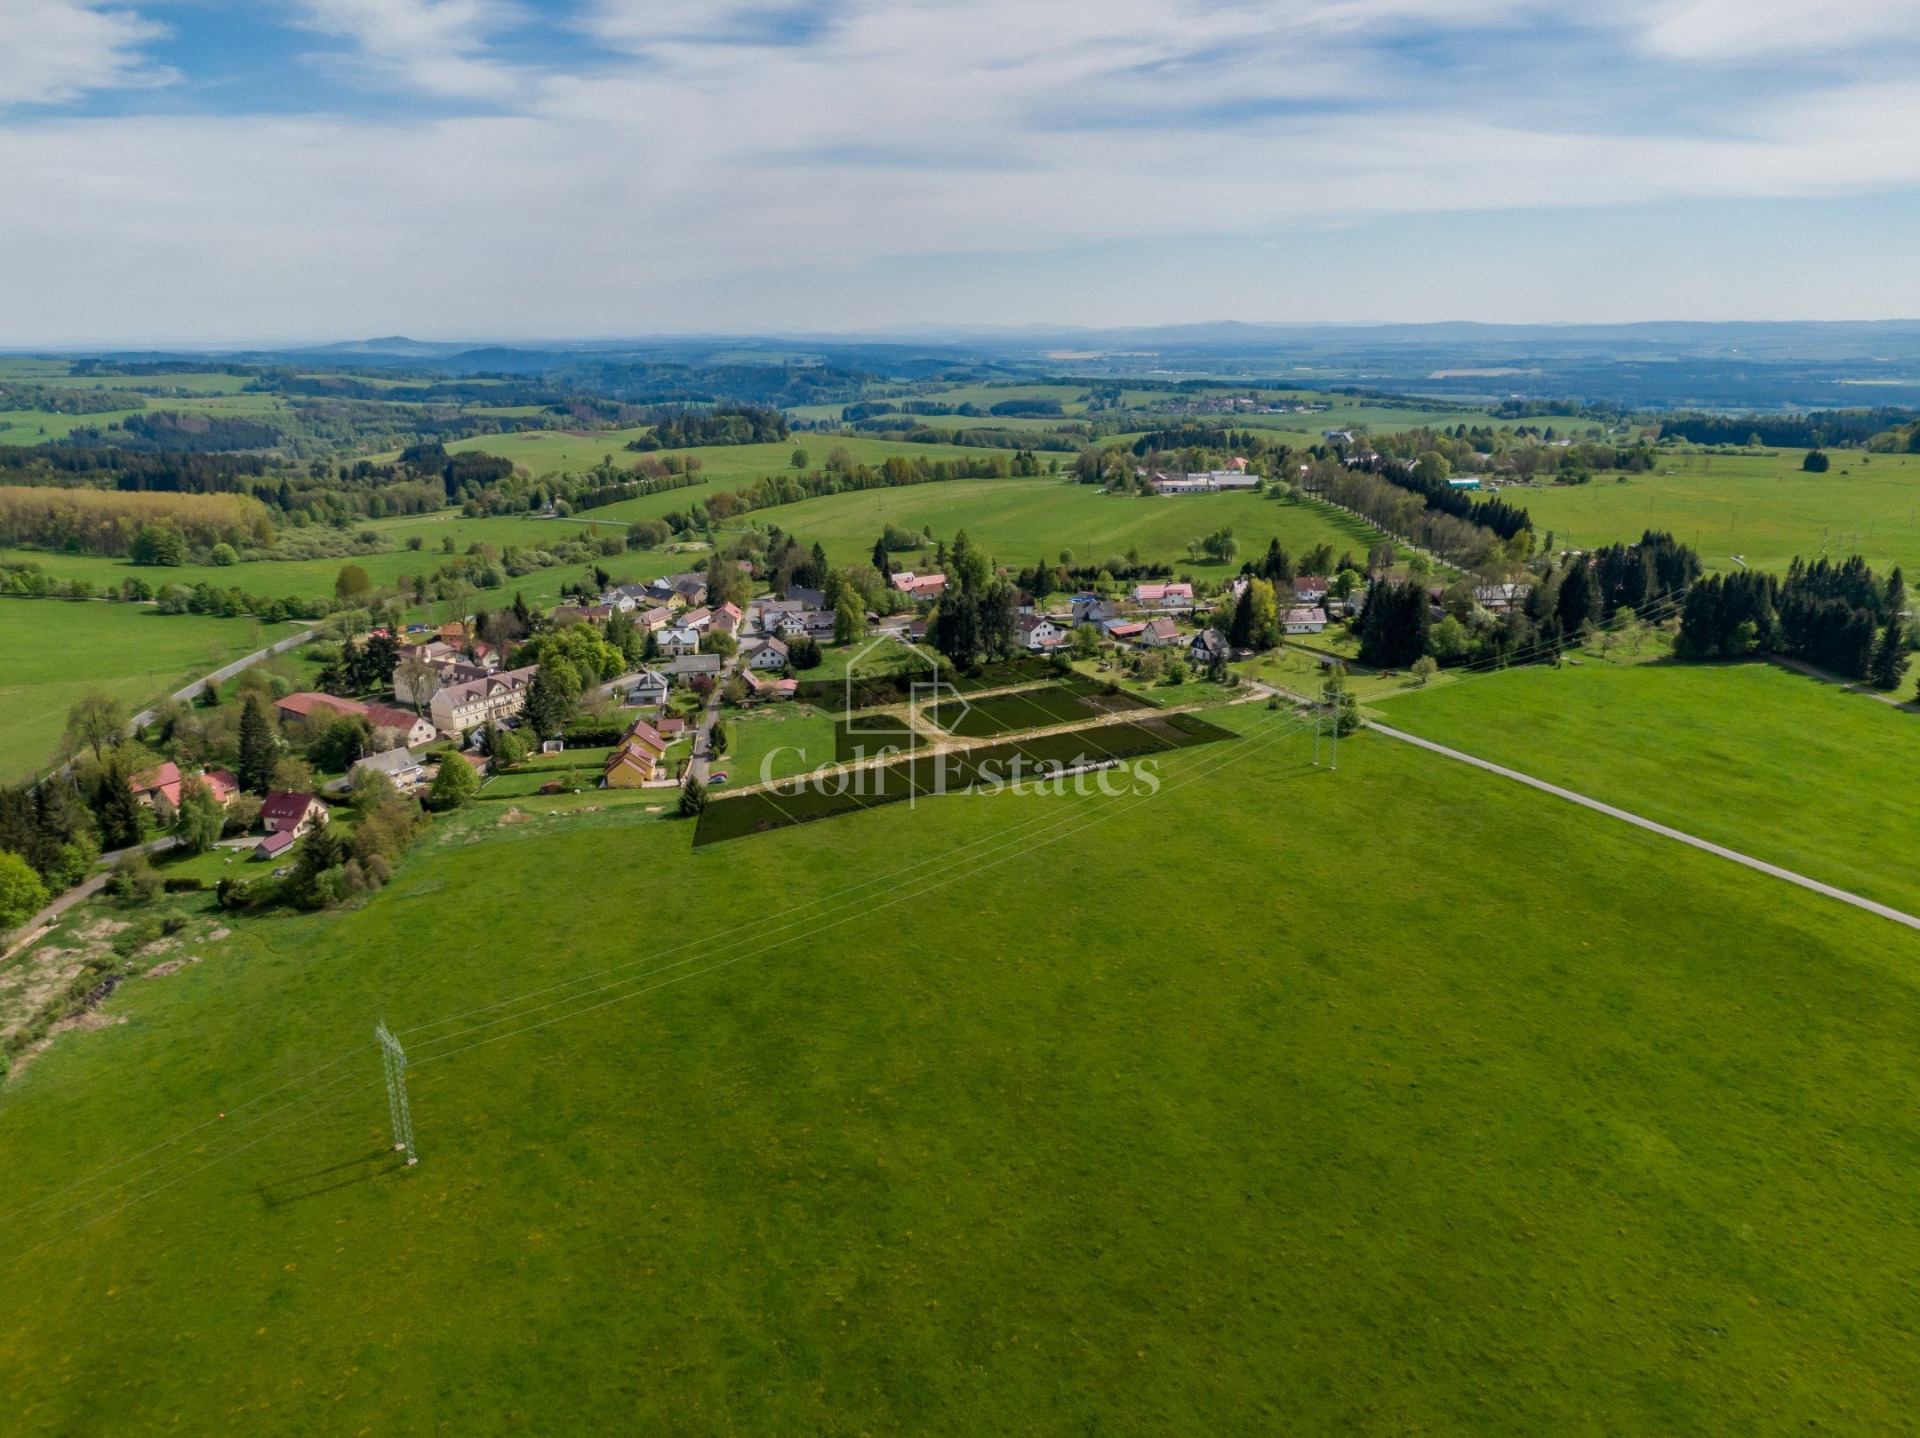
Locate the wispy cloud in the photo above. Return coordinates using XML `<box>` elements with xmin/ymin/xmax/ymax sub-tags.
<box><xmin>3</xmin><ymin>0</ymin><xmax>1920</xmax><ymax>338</ymax></box>
<box><xmin>0</xmin><ymin>0</ymin><xmax>171</xmax><ymax>107</ymax></box>
<box><xmin>291</xmin><ymin>0</ymin><xmax>526</xmax><ymax>99</ymax></box>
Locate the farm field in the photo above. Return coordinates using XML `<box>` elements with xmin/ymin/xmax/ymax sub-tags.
<box><xmin>929</xmin><ymin>681</ymin><xmax>1153</xmax><ymax>737</ymax></box>
<box><xmin>1518</xmin><ymin>450</ymin><xmax>1920</xmax><ymax>578</ymax></box>
<box><xmin>681</xmin><ymin>477</ymin><xmax>1383</xmax><ymax>573</ymax></box>
<box><xmin>5</xmin><ymin>717</ymin><xmax>1920</xmax><ymax>1430</ymax></box>
<box><xmin>442</xmin><ymin>432</ymin><xmax>995</xmax><ymax>491</ymax></box>
<box><xmin>0</xmin><ymin>601</ymin><xmax>295</xmax><ymax>781</ymax></box>
<box><xmin>1375</xmin><ymin>656</ymin><xmax>1920</xmax><ymax>917</ymax></box>
<box><xmin>0</xmin><ymin>392</ymin><xmax>296</xmax><ymax>447</ymax></box>
<box><xmin>0</xmin><ymin>510</ymin><xmax>655</xmax><ymax>616</ymax></box>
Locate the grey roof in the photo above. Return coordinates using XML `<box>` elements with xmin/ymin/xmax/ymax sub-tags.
<box><xmin>352</xmin><ymin>747</ymin><xmax>422</xmax><ymax>776</ymax></box>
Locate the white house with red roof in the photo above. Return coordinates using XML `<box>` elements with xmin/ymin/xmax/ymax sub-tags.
<box><xmin>261</xmin><ymin>791</ymin><xmax>328</xmax><ymax>837</ymax></box>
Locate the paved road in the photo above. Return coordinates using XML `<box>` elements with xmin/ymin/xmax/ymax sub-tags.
<box><xmin>128</xmin><ymin>623</ymin><xmax>317</xmax><ymax>731</ymax></box>
<box><xmin>1</xmin><ymin>836</ymin><xmax>180</xmax><ymax>959</ymax></box>
<box><xmin>1368</xmin><ymin>720</ymin><xmax>1920</xmax><ymax>933</ymax></box>
<box><xmin>686</xmin><ymin>653</ymin><xmax>744</xmax><ymax>787</ymax></box>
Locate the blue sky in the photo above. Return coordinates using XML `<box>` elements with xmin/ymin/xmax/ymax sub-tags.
<box><xmin>3</xmin><ymin>0</ymin><xmax>1920</xmax><ymax>344</ymax></box>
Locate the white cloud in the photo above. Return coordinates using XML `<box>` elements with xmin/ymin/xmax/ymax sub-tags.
<box><xmin>1636</xmin><ymin>0</ymin><xmax>1920</xmax><ymax>60</ymax></box>
<box><xmin>4</xmin><ymin>0</ymin><xmax>1920</xmax><ymax>337</ymax></box>
<box><xmin>0</xmin><ymin>0</ymin><xmax>168</xmax><ymax>107</ymax></box>
<box><xmin>293</xmin><ymin>0</ymin><xmax>525</xmax><ymax>98</ymax></box>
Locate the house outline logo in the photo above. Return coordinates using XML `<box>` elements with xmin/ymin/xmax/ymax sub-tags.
<box><xmin>841</xmin><ymin>633</ymin><xmax>970</xmax><ymax>759</ymax></box>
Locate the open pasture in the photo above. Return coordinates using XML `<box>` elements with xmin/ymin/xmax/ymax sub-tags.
<box><xmin>0</xmin><ymin>510</ymin><xmax>649</xmax><ymax>616</ymax></box>
<box><xmin>1517</xmin><ymin>450</ymin><xmax>1920</xmax><ymax>577</ymax></box>
<box><xmin>692</xmin><ymin>476</ymin><xmax>1383</xmax><ymax>573</ymax></box>
<box><xmin>4</xmin><ymin>715</ymin><xmax>1920</xmax><ymax>1430</ymax></box>
<box><xmin>1375</xmin><ymin>655</ymin><xmax>1920</xmax><ymax>918</ymax></box>
<box><xmin>0</xmin><ymin>600</ymin><xmax>293</xmax><ymax>781</ymax></box>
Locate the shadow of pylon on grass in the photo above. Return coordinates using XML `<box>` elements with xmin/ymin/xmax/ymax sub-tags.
<box><xmin>255</xmin><ymin>1148</ymin><xmax>396</xmax><ymax>1209</ymax></box>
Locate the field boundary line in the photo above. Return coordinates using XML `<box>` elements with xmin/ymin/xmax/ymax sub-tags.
<box><xmin>1368</xmin><ymin>720</ymin><xmax>1920</xmax><ymax>932</ymax></box>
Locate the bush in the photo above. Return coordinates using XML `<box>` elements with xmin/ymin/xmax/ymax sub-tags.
<box><xmin>0</xmin><ymin>851</ymin><xmax>50</xmax><ymax>930</ymax></box>
<box><xmin>427</xmin><ymin>755</ymin><xmax>482</xmax><ymax>811</ymax></box>
<box><xmin>162</xmin><ymin>876</ymin><xmax>207</xmax><ymax>893</ymax></box>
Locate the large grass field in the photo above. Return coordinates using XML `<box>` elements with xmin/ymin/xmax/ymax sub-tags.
<box><xmin>0</xmin><ymin>510</ymin><xmax>656</xmax><ymax>616</ymax></box>
<box><xmin>443</xmin><ymin>431</ymin><xmax>996</xmax><ymax>486</ymax></box>
<box><xmin>642</xmin><ymin>476</ymin><xmax>1383</xmax><ymax>574</ymax></box>
<box><xmin>1519</xmin><ymin>450</ymin><xmax>1920</xmax><ymax>578</ymax></box>
<box><xmin>5</xmin><ymin>703</ymin><xmax>1920</xmax><ymax>1429</ymax></box>
<box><xmin>1374</xmin><ymin>656</ymin><xmax>1920</xmax><ymax>918</ymax></box>
<box><xmin>0</xmin><ymin>601</ymin><xmax>294</xmax><ymax>781</ymax></box>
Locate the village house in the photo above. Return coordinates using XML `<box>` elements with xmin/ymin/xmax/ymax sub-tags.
<box><xmin>274</xmin><ymin>692</ymin><xmax>367</xmax><ymax>727</ymax></box>
<box><xmin>600</xmin><ymin>582</ymin><xmax>652</xmax><ymax>612</ymax></box>
<box><xmin>1015</xmin><ymin>615</ymin><xmax>1066</xmax><ymax>651</ymax></box>
<box><xmin>1474</xmin><ymin>583</ymin><xmax>1530</xmax><ymax>614</ymax></box>
<box><xmin>261</xmin><ymin>790</ymin><xmax>328</xmax><ymax>837</ymax></box>
<box><xmin>129</xmin><ymin>762</ymin><xmax>238</xmax><ymax>808</ymax></box>
<box><xmin>1189</xmin><ymin>629</ymin><xmax>1231</xmax><ymax>668</ymax></box>
<box><xmin>710</xmin><ymin>602</ymin><xmax>744</xmax><ymax>639</ymax></box>
<box><xmin>787</xmin><ymin>585</ymin><xmax>826</xmax><ymax>609</ymax></box>
<box><xmin>1103</xmin><ymin>619</ymin><xmax>1147</xmax><ymax>644</ymax></box>
<box><xmin>1132</xmin><ymin>581</ymin><xmax>1195</xmax><ymax>611</ymax></box>
<box><xmin>427</xmin><ymin>665</ymin><xmax>538</xmax><ymax>736</ymax></box>
<box><xmin>1292</xmin><ymin>575</ymin><xmax>1329</xmax><ymax>604</ymax></box>
<box><xmin>744</xmin><ymin>637</ymin><xmax>790</xmax><ymax>671</ymax></box>
<box><xmin>670</xmin><ymin>574</ymin><xmax>708</xmax><ymax>607</ymax></box>
<box><xmin>1072</xmin><ymin>594</ymin><xmax>1118</xmax><ymax>626</ymax></box>
<box><xmin>889</xmin><ymin>570</ymin><xmax>948</xmax><ymax>599</ymax></box>
<box><xmin>742</xmin><ymin>672</ymin><xmax>800</xmax><ymax>703</ymax></box>
<box><xmin>657</xmin><ymin>625</ymin><xmax>701</xmax><ymax>657</ymax></box>
<box><xmin>661</xmin><ymin>653</ymin><xmax>724</xmax><ymax>684</ymax></box>
<box><xmin>603</xmin><ymin>720</ymin><xmax>670</xmax><ymax>788</ymax></box>
<box><xmin>1139</xmin><ymin>616</ymin><xmax>1182</xmax><ymax>648</ymax></box>
<box><xmin>351</xmin><ymin>747</ymin><xmax>427</xmax><ymax>789</ymax></box>
<box><xmin>635</xmin><ymin>605</ymin><xmax>672</xmax><ymax>633</ymax></box>
<box><xmin>626</xmin><ymin>668</ymin><xmax>670</xmax><ymax>707</ymax></box>
<box><xmin>680</xmin><ymin>606</ymin><xmax>713</xmax><ymax>632</ymax></box>
<box><xmin>363</xmin><ymin>703</ymin><xmax>438</xmax><ymax>749</ymax></box>
<box><xmin>1283</xmin><ymin>606</ymin><xmax>1329</xmax><ymax>635</ymax></box>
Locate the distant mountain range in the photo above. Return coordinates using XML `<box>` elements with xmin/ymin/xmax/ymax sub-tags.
<box><xmin>39</xmin><ymin>321</ymin><xmax>1920</xmax><ymax>412</ymax></box>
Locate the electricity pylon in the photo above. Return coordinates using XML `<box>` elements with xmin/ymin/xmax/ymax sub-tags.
<box><xmin>376</xmin><ymin>1022</ymin><xmax>417</xmax><ymax>1166</ymax></box>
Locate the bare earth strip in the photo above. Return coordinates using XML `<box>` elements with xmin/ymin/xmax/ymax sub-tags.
<box><xmin>1368</xmin><ymin>720</ymin><xmax>1920</xmax><ymax>932</ymax></box>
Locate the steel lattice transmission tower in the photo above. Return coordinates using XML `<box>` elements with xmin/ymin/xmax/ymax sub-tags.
<box><xmin>376</xmin><ymin>1022</ymin><xmax>418</xmax><ymax>1166</ymax></box>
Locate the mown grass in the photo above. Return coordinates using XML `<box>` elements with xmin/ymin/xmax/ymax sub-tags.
<box><xmin>4</xmin><ymin>719</ymin><xmax>1920</xmax><ymax>1430</ymax></box>
<box><xmin>1376</xmin><ymin>655</ymin><xmax>1920</xmax><ymax>916</ymax></box>
<box><xmin>0</xmin><ymin>601</ymin><xmax>293</xmax><ymax>781</ymax></box>
<box><xmin>1518</xmin><ymin>450</ymin><xmax>1920</xmax><ymax>578</ymax></box>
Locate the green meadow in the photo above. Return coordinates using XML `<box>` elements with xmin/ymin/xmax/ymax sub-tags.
<box><xmin>442</xmin><ymin>431</ymin><xmax>995</xmax><ymax>485</ymax></box>
<box><xmin>0</xmin><ymin>511</ymin><xmax>664</xmax><ymax>616</ymax></box>
<box><xmin>0</xmin><ymin>601</ymin><xmax>294</xmax><ymax>781</ymax></box>
<box><xmin>1375</xmin><ymin>656</ymin><xmax>1920</xmax><ymax>918</ymax></box>
<box><xmin>4</xmin><ymin>714</ymin><xmax>1920</xmax><ymax>1430</ymax></box>
<box><xmin>636</xmin><ymin>476</ymin><xmax>1383</xmax><ymax>573</ymax></box>
<box><xmin>1518</xmin><ymin>450</ymin><xmax>1920</xmax><ymax>577</ymax></box>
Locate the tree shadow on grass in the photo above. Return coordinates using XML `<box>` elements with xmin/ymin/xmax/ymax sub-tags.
<box><xmin>256</xmin><ymin>1148</ymin><xmax>395</xmax><ymax>1209</ymax></box>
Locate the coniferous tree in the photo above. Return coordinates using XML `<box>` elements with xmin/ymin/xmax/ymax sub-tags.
<box><xmin>1228</xmin><ymin>588</ymin><xmax>1255</xmax><ymax>648</ymax></box>
<box><xmin>93</xmin><ymin>759</ymin><xmax>144</xmax><ymax>851</ymax></box>
<box><xmin>237</xmin><ymin>692</ymin><xmax>278</xmax><ymax>795</ymax></box>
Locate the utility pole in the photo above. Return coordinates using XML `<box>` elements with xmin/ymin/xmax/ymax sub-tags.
<box><xmin>376</xmin><ymin>1023</ymin><xmax>417</xmax><ymax>1166</ymax></box>
<box><xmin>1312</xmin><ymin>703</ymin><xmax>1321</xmax><ymax>766</ymax></box>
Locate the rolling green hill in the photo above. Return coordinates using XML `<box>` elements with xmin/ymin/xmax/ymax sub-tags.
<box><xmin>4</xmin><ymin>708</ymin><xmax>1920</xmax><ymax>1431</ymax></box>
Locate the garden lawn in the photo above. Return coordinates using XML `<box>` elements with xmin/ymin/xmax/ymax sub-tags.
<box><xmin>0</xmin><ymin>600</ymin><xmax>293</xmax><ymax>782</ymax></box>
<box><xmin>3</xmin><ymin>721</ymin><xmax>1920</xmax><ymax>1430</ymax></box>
<box><xmin>1518</xmin><ymin>450</ymin><xmax>1920</xmax><ymax>579</ymax></box>
<box><xmin>1375</xmin><ymin>655</ymin><xmax>1920</xmax><ymax>917</ymax></box>
<box><xmin>678</xmin><ymin>477</ymin><xmax>1382</xmax><ymax>575</ymax></box>
<box><xmin>721</xmin><ymin>706</ymin><xmax>840</xmax><ymax>786</ymax></box>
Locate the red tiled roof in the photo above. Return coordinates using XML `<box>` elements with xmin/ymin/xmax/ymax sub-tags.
<box><xmin>261</xmin><ymin>790</ymin><xmax>319</xmax><ymax>822</ymax></box>
<box><xmin>276</xmin><ymin>692</ymin><xmax>368</xmax><ymax>721</ymax></box>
